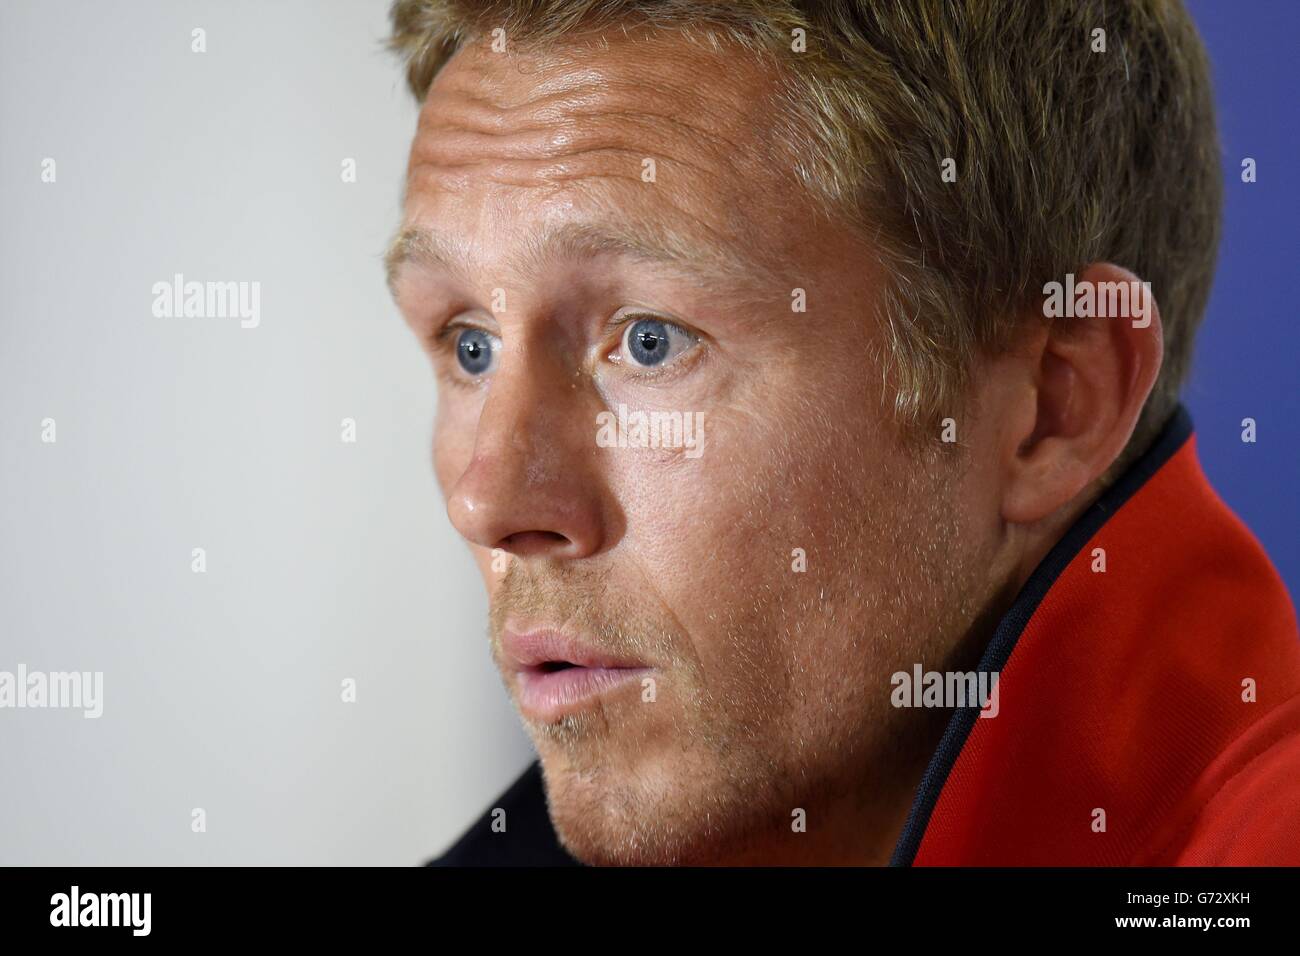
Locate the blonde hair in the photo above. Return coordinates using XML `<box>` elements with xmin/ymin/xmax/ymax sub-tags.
<box><xmin>389</xmin><ymin>0</ymin><xmax>1221</xmax><ymax>458</ymax></box>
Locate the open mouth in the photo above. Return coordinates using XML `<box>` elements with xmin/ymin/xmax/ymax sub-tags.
<box><xmin>537</xmin><ymin>660</ymin><xmax>579</xmax><ymax>673</ymax></box>
<box><xmin>500</xmin><ymin>628</ymin><xmax>654</xmax><ymax>721</ymax></box>
<box><xmin>514</xmin><ymin>661</ymin><xmax>653</xmax><ymax>721</ymax></box>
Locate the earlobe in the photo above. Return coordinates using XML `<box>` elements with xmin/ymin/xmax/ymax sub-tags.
<box><xmin>1001</xmin><ymin>263</ymin><xmax>1164</xmax><ymax>527</ymax></box>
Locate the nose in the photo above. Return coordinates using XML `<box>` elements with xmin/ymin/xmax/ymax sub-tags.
<box><xmin>445</xmin><ymin>345</ymin><xmax>608</xmax><ymax>561</ymax></box>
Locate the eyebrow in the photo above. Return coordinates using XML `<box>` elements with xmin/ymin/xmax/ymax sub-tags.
<box><xmin>384</xmin><ymin>218</ymin><xmax>769</xmax><ymax>296</ymax></box>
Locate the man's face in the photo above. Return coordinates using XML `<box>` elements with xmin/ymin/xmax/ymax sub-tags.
<box><xmin>391</xmin><ymin>31</ymin><xmax>1004</xmax><ymax>864</ymax></box>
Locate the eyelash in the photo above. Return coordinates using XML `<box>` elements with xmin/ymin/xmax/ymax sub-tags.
<box><xmin>428</xmin><ymin>314</ymin><xmax>701</xmax><ymax>388</ymax></box>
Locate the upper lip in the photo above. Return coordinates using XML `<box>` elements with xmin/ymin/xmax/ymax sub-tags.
<box><xmin>500</xmin><ymin>627</ymin><xmax>648</xmax><ymax>672</ymax></box>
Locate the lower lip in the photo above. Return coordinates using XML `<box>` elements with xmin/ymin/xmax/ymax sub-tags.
<box><xmin>516</xmin><ymin>666</ymin><xmax>652</xmax><ymax>721</ymax></box>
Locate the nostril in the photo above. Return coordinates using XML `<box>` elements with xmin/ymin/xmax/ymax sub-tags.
<box><xmin>500</xmin><ymin>530</ymin><xmax>570</xmax><ymax>555</ymax></box>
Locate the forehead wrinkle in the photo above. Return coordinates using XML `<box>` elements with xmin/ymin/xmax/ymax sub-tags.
<box><xmin>409</xmin><ymin>93</ymin><xmax>734</xmax><ymax>191</ymax></box>
<box><xmin>412</xmin><ymin>44</ymin><xmax>779</xmax><ymax>188</ymax></box>
<box><xmin>422</xmin><ymin>77</ymin><xmax>754</xmax><ymax>162</ymax></box>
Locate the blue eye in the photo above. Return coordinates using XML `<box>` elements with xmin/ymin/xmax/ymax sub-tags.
<box><xmin>455</xmin><ymin>327</ymin><xmax>497</xmax><ymax>375</ymax></box>
<box><xmin>621</xmin><ymin>317</ymin><xmax>693</xmax><ymax>369</ymax></box>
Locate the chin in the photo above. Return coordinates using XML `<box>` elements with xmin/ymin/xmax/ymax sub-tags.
<box><xmin>548</xmin><ymin>799</ymin><xmax>721</xmax><ymax>867</ymax></box>
<box><xmin>537</xmin><ymin>746</ymin><xmax>774</xmax><ymax>867</ymax></box>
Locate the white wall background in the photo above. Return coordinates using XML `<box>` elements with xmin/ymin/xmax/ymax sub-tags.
<box><xmin>0</xmin><ymin>0</ymin><xmax>533</xmax><ymax>865</ymax></box>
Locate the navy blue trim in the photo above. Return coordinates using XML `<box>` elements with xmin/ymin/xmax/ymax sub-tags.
<box><xmin>888</xmin><ymin>404</ymin><xmax>1195</xmax><ymax>866</ymax></box>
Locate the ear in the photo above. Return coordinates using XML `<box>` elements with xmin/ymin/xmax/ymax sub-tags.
<box><xmin>1001</xmin><ymin>263</ymin><xmax>1164</xmax><ymax>525</ymax></box>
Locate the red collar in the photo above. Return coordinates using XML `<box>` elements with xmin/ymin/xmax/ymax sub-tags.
<box><xmin>892</xmin><ymin>406</ymin><xmax>1300</xmax><ymax>865</ymax></box>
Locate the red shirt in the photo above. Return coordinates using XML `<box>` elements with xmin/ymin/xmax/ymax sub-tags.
<box><xmin>893</xmin><ymin>406</ymin><xmax>1300</xmax><ymax>865</ymax></box>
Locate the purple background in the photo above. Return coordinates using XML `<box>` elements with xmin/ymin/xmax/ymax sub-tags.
<box><xmin>1182</xmin><ymin>0</ymin><xmax>1297</xmax><ymax>600</ymax></box>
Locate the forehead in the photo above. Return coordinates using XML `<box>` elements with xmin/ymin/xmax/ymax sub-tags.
<box><xmin>397</xmin><ymin>29</ymin><xmax>807</xmax><ymax>282</ymax></box>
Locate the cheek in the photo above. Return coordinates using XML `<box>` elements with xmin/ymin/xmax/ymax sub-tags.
<box><xmin>626</xmin><ymin>383</ymin><xmax>870</xmax><ymax>572</ymax></box>
<box><xmin>611</xmin><ymin>402</ymin><xmax>864</xmax><ymax>678</ymax></box>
